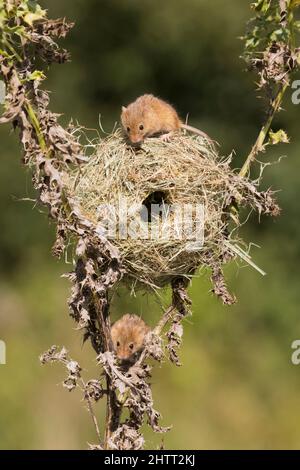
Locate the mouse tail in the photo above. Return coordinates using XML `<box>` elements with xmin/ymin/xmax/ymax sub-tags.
<box><xmin>181</xmin><ymin>123</ymin><xmax>213</xmax><ymax>142</ymax></box>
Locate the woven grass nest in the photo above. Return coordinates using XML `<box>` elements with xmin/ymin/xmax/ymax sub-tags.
<box><xmin>65</xmin><ymin>129</ymin><xmax>278</xmax><ymax>292</ymax></box>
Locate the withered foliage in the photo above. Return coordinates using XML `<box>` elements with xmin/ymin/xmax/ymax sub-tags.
<box><xmin>0</xmin><ymin>0</ymin><xmax>296</xmax><ymax>450</ymax></box>
<box><xmin>40</xmin><ymin>345</ymin><xmax>82</xmax><ymax>392</ymax></box>
<box><xmin>0</xmin><ymin>1</ymin><xmax>197</xmax><ymax>448</ymax></box>
<box><xmin>243</xmin><ymin>0</ymin><xmax>300</xmax><ymax>90</ymax></box>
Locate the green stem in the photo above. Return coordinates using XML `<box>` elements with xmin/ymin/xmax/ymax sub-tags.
<box><xmin>3</xmin><ymin>37</ymin><xmax>23</xmax><ymax>63</ymax></box>
<box><xmin>1</xmin><ymin>36</ymin><xmax>47</xmax><ymax>153</ymax></box>
<box><xmin>239</xmin><ymin>82</ymin><xmax>288</xmax><ymax>178</ymax></box>
<box><xmin>240</xmin><ymin>0</ymin><xmax>296</xmax><ymax>179</ymax></box>
<box><xmin>25</xmin><ymin>101</ymin><xmax>47</xmax><ymax>152</ymax></box>
<box><xmin>288</xmin><ymin>0</ymin><xmax>295</xmax><ymax>50</ymax></box>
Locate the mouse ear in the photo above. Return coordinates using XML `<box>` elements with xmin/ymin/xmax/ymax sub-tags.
<box><xmin>122</xmin><ymin>106</ymin><xmax>127</xmax><ymax>113</ymax></box>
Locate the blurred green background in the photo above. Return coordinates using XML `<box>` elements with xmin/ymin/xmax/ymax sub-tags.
<box><xmin>1</xmin><ymin>0</ymin><xmax>300</xmax><ymax>450</ymax></box>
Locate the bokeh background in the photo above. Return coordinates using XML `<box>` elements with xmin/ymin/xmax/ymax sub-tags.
<box><xmin>1</xmin><ymin>0</ymin><xmax>300</xmax><ymax>450</ymax></box>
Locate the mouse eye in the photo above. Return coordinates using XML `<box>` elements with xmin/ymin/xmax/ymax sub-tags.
<box><xmin>139</xmin><ymin>124</ymin><xmax>144</xmax><ymax>131</ymax></box>
<box><xmin>116</xmin><ymin>341</ymin><xmax>120</xmax><ymax>347</ymax></box>
<box><xmin>127</xmin><ymin>127</ymin><xmax>130</xmax><ymax>133</ymax></box>
<box><xmin>129</xmin><ymin>343</ymin><xmax>134</xmax><ymax>350</ymax></box>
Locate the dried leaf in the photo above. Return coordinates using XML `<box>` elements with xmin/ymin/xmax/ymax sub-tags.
<box><xmin>211</xmin><ymin>265</ymin><xmax>236</xmax><ymax>305</ymax></box>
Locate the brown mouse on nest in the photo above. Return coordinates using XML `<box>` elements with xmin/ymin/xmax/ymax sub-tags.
<box><xmin>121</xmin><ymin>94</ymin><xmax>212</xmax><ymax>146</ymax></box>
<box><xmin>111</xmin><ymin>314</ymin><xmax>151</xmax><ymax>365</ymax></box>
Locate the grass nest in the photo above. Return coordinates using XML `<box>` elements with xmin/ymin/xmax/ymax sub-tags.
<box><xmin>65</xmin><ymin>129</ymin><xmax>279</xmax><ymax>294</ymax></box>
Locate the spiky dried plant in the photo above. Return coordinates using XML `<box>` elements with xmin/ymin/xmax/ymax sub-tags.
<box><xmin>0</xmin><ymin>0</ymin><xmax>299</xmax><ymax>449</ymax></box>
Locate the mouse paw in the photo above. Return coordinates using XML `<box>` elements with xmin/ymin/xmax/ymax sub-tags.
<box><xmin>160</xmin><ymin>132</ymin><xmax>173</xmax><ymax>142</ymax></box>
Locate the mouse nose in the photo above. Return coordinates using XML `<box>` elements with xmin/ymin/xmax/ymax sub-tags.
<box><xmin>130</xmin><ymin>136</ymin><xmax>143</xmax><ymax>146</ymax></box>
<box><xmin>118</xmin><ymin>350</ymin><xmax>130</xmax><ymax>360</ymax></box>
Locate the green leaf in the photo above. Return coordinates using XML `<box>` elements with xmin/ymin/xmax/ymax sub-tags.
<box><xmin>28</xmin><ymin>70</ymin><xmax>46</xmax><ymax>81</ymax></box>
<box><xmin>6</xmin><ymin>25</ymin><xmax>26</xmax><ymax>36</ymax></box>
<box><xmin>24</xmin><ymin>7</ymin><xmax>46</xmax><ymax>26</ymax></box>
<box><xmin>0</xmin><ymin>48</ymin><xmax>10</xmax><ymax>57</ymax></box>
<box><xmin>6</xmin><ymin>1</ymin><xmax>15</xmax><ymax>14</ymax></box>
<box><xmin>252</xmin><ymin>0</ymin><xmax>271</xmax><ymax>13</ymax></box>
<box><xmin>270</xmin><ymin>27</ymin><xmax>286</xmax><ymax>41</ymax></box>
<box><xmin>269</xmin><ymin>129</ymin><xmax>289</xmax><ymax>145</ymax></box>
<box><xmin>0</xmin><ymin>9</ymin><xmax>6</xmax><ymax>29</ymax></box>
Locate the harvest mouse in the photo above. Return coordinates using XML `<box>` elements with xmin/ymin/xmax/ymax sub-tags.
<box><xmin>121</xmin><ymin>94</ymin><xmax>212</xmax><ymax>146</ymax></box>
<box><xmin>111</xmin><ymin>314</ymin><xmax>151</xmax><ymax>365</ymax></box>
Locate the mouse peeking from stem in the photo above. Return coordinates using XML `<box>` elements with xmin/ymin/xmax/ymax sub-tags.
<box><xmin>121</xmin><ymin>94</ymin><xmax>212</xmax><ymax>147</ymax></box>
<box><xmin>111</xmin><ymin>314</ymin><xmax>151</xmax><ymax>367</ymax></box>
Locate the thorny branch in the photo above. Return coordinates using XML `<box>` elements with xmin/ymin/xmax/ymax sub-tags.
<box><xmin>0</xmin><ymin>0</ymin><xmax>297</xmax><ymax>449</ymax></box>
<box><xmin>240</xmin><ymin>0</ymin><xmax>300</xmax><ymax>177</ymax></box>
<box><xmin>0</xmin><ymin>0</ymin><xmax>196</xmax><ymax>448</ymax></box>
<box><xmin>40</xmin><ymin>346</ymin><xmax>104</xmax><ymax>446</ymax></box>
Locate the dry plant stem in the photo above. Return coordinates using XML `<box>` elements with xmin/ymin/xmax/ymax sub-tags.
<box><xmin>92</xmin><ymin>292</ymin><xmax>120</xmax><ymax>448</ymax></box>
<box><xmin>25</xmin><ymin>97</ymin><xmax>113</xmax><ymax>443</ymax></box>
<box><xmin>81</xmin><ymin>378</ymin><xmax>103</xmax><ymax>445</ymax></box>
<box><xmin>21</xmin><ymin>73</ymin><xmax>119</xmax><ymax>447</ymax></box>
<box><xmin>239</xmin><ymin>82</ymin><xmax>289</xmax><ymax>178</ymax></box>
<box><xmin>105</xmin><ymin>377</ymin><xmax>120</xmax><ymax>448</ymax></box>
<box><xmin>26</xmin><ymin>93</ymin><xmax>117</xmax><ymax>445</ymax></box>
<box><xmin>136</xmin><ymin>305</ymin><xmax>176</xmax><ymax>368</ymax></box>
<box><xmin>154</xmin><ymin>305</ymin><xmax>177</xmax><ymax>336</ymax></box>
<box><xmin>26</xmin><ymin>94</ymin><xmax>122</xmax><ymax>448</ymax></box>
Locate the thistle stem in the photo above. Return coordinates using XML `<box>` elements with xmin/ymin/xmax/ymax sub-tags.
<box><xmin>25</xmin><ymin>101</ymin><xmax>47</xmax><ymax>152</ymax></box>
<box><xmin>239</xmin><ymin>82</ymin><xmax>288</xmax><ymax>178</ymax></box>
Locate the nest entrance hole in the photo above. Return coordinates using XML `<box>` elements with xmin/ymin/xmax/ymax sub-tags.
<box><xmin>141</xmin><ymin>190</ymin><xmax>170</xmax><ymax>223</ymax></box>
